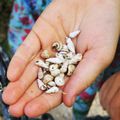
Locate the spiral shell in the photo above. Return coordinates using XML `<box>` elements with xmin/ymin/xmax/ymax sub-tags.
<box><xmin>52</xmin><ymin>42</ymin><xmax>63</xmax><ymax>51</ymax></box>
<box><xmin>54</xmin><ymin>74</ymin><xmax>65</xmax><ymax>86</ymax></box>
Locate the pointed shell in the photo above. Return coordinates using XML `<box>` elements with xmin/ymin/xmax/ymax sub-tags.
<box><xmin>38</xmin><ymin>68</ymin><xmax>44</xmax><ymax>79</ymax></box>
<box><xmin>41</xmin><ymin>50</ymin><xmax>51</xmax><ymax>59</ymax></box>
<box><xmin>52</xmin><ymin>42</ymin><xmax>63</xmax><ymax>51</ymax></box>
<box><xmin>35</xmin><ymin>59</ymin><xmax>48</xmax><ymax>69</ymax></box>
<box><xmin>37</xmin><ymin>79</ymin><xmax>47</xmax><ymax>90</ymax></box>
<box><xmin>45</xmin><ymin>86</ymin><xmax>59</xmax><ymax>94</ymax></box>
<box><xmin>69</xmin><ymin>30</ymin><xmax>80</xmax><ymax>38</ymax></box>
<box><xmin>54</xmin><ymin>74</ymin><xmax>65</xmax><ymax>86</ymax></box>
<box><xmin>43</xmin><ymin>74</ymin><xmax>54</xmax><ymax>84</ymax></box>
<box><xmin>67</xmin><ymin>64</ymin><xmax>75</xmax><ymax>76</ymax></box>
<box><xmin>69</xmin><ymin>53</ymin><xmax>82</xmax><ymax>64</ymax></box>
<box><xmin>46</xmin><ymin>57</ymin><xmax>64</xmax><ymax>64</ymax></box>
<box><xmin>66</xmin><ymin>37</ymin><xmax>75</xmax><ymax>53</ymax></box>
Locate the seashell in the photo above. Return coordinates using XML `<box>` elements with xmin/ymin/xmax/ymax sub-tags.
<box><xmin>37</xmin><ymin>79</ymin><xmax>47</xmax><ymax>90</ymax></box>
<box><xmin>67</xmin><ymin>64</ymin><xmax>75</xmax><ymax>76</ymax></box>
<box><xmin>50</xmin><ymin>69</ymin><xmax>60</xmax><ymax>77</ymax></box>
<box><xmin>35</xmin><ymin>59</ymin><xmax>48</xmax><ymax>69</ymax></box>
<box><xmin>46</xmin><ymin>57</ymin><xmax>64</xmax><ymax>64</ymax></box>
<box><xmin>41</xmin><ymin>50</ymin><xmax>51</xmax><ymax>59</ymax></box>
<box><xmin>45</xmin><ymin>86</ymin><xmax>59</xmax><ymax>94</ymax></box>
<box><xmin>47</xmin><ymin>81</ymin><xmax>56</xmax><ymax>87</ymax></box>
<box><xmin>43</xmin><ymin>74</ymin><xmax>54</xmax><ymax>84</ymax></box>
<box><xmin>60</xmin><ymin>60</ymin><xmax>69</xmax><ymax>73</ymax></box>
<box><xmin>49</xmin><ymin>64</ymin><xmax>59</xmax><ymax>71</ymax></box>
<box><xmin>69</xmin><ymin>30</ymin><xmax>80</xmax><ymax>38</ymax></box>
<box><xmin>69</xmin><ymin>53</ymin><xmax>82</xmax><ymax>64</ymax></box>
<box><xmin>38</xmin><ymin>68</ymin><xmax>44</xmax><ymax>79</ymax></box>
<box><xmin>54</xmin><ymin>74</ymin><xmax>65</xmax><ymax>86</ymax></box>
<box><xmin>52</xmin><ymin>42</ymin><xmax>63</xmax><ymax>51</ymax></box>
<box><xmin>66</xmin><ymin>37</ymin><xmax>75</xmax><ymax>53</ymax></box>
<box><xmin>61</xmin><ymin>45</ymin><xmax>69</xmax><ymax>52</ymax></box>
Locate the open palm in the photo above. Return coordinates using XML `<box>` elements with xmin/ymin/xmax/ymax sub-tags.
<box><xmin>3</xmin><ymin>0</ymin><xmax>120</xmax><ymax>118</ymax></box>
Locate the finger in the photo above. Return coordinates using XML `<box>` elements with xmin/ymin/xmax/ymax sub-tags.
<box><xmin>63</xmin><ymin>50</ymin><xmax>110</xmax><ymax>107</ymax></box>
<box><xmin>109</xmin><ymin>88</ymin><xmax>120</xmax><ymax>120</ymax></box>
<box><xmin>99</xmin><ymin>75</ymin><xmax>115</xmax><ymax>108</ymax></box>
<box><xmin>7</xmin><ymin>30</ymin><xmax>41</xmax><ymax>81</ymax></box>
<box><xmin>3</xmin><ymin>60</ymin><xmax>38</xmax><ymax>105</ymax></box>
<box><xmin>102</xmin><ymin>73</ymin><xmax>120</xmax><ymax>110</ymax></box>
<box><xmin>8</xmin><ymin>81</ymin><xmax>43</xmax><ymax>117</ymax></box>
<box><xmin>24</xmin><ymin>92</ymin><xmax>62</xmax><ymax>118</ymax></box>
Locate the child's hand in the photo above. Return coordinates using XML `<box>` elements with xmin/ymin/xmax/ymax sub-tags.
<box><xmin>100</xmin><ymin>72</ymin><xmax>120</xmax><ymax>120</ymax></box>
<box><xmin>3</xmin><ymin>0</ymin><xmax>120</xmax><ymax>117</ymax></box>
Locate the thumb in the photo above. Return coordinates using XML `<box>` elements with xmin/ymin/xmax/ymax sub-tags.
<box><xmin>63</xmin><ymin>49</ymin><xmax>113</xmax><ymax>107</ymax></box>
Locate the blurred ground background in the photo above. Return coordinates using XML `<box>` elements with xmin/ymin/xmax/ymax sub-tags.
<box><xmin>0</xmin><ymin>1</ymin><xmax>108</xmax><ymax>120</ymax></box>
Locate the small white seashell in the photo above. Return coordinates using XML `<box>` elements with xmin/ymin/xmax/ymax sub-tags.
<box><xmin>49</xmin><ymin>64</ymin><xmax>59</xmax><ymax>71</ymax></box>
<box><xmin>38</xmin><ymin>68</ymin><xmax>44</xmax><ymax>79</ymax></box>
<box><xmin>69</xmin><ymin>30</ymin><xmax>80</xmax><ymax>38</ymax></box>
<box><xmin>66</xmin><ymin>37</ymin><xmax>75</xmax><ymax>53</ymax></box>
<box><xmin>45</xmin><ymin>86</ymin><xmax>59</xmax><ymax>94</ymax></box>
<box><xmin>52</xmin><ymin>42</ymin><xmax>63</xmax><ymax>51</ymax></box>
<box><xmin>50</xmin><ymin>69</ymin><xmax>61</xmax><ymax>77</ymax></box>
<box><xmin>37</xmin><ymin>79</ymin><xmax>47</xmax><ymax>90</ymax></box>
<box><xmin>47</xmin><ymin>81</ymin><xmax>56</xmax><ymax>87</ymax></box>
<box><xmin>69</xmin><ymin>53</ymin><xmax>82</xmax><ymax>64</ymax></box>
<box><xmin>35</xmin><ymin>59</ymin><xmax>48</xmax><ymax>69</ymax></box>
<box><xmin>55</xmin><ymin>74</ymin><xmax>65</xmax><ymax>86</ymax></box>
<box><xmin>46</xmin><ymin>57</ymin><xmax>64</xmax><ymax>64</ymax></box>
<box><xmin>60</xmin><ymin>60</ymin><xmax>69</xmax><ymax>73</ymax></box>
<box><xmin>67</xmin><ymin>64</ymin><xmax>75</xmax><ymax>76</ymax></box>
<box><xmin>43</xmin><ymin>74</ymin><xmax>54</xmax><ymax>84</ymax></box>
<box><xmin>41</xmin><ymin>50</ymin><xmax>51</xmax><ymax>59</ymax></box>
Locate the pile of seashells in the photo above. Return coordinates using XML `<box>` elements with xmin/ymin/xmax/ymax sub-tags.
<box><xmin>35</xmin><ymin>30</ymin><xmax>82</xmax><ymax>94</ymax></box>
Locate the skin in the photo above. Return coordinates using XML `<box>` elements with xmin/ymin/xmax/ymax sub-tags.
<box><xmin>100</xmin><ymin>72</ymin><xmax>120</xmax><ymax>120</ymax></box>
<box><xmin>2</xmin><ymin>0</ymin><xmax>120</xmax><ymax>118</ymax></box>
